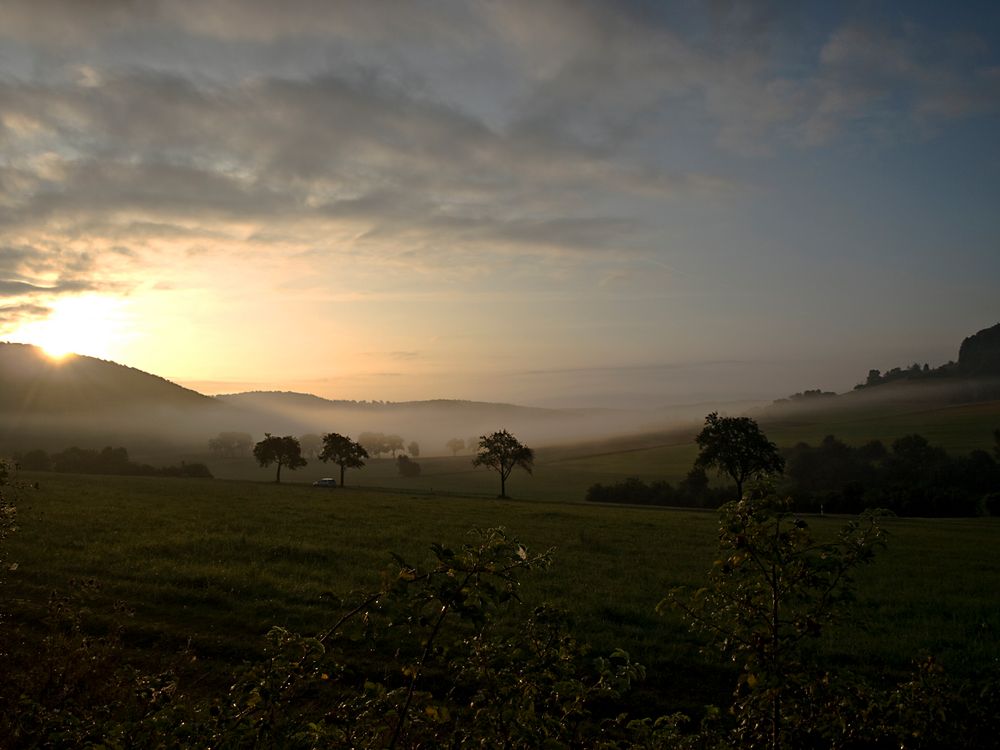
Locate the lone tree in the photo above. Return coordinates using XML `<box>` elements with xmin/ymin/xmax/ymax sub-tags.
<box><xmin>253</xmin><ymin>433</ymin><xmax>307</xmax><ymax>483</ymax></box>
<box><xmin>694</xmin><ymin>412</ymin><xmax>784</xmax><ymax>499</ymax></box>
<box><xmin>445</xmin><ymin>437</ymin><xmax>465</xmax><ymax>456</ymax></box>
<box><xmin>319</xmin><ymin>432</ymin><xmax>369</xmax><ymax>487</ymax></box>
<box><xmin>472</xmin><ymin>429</ymin><xmax>534</xmax><ymax>498</ymax></box>
<box><xmin>663</xmin><ymin>491</ymin><xmax>885</xmax><ymax>749</ymax></box>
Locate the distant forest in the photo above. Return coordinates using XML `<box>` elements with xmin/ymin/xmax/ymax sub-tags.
<box><xmin>853</xmin><ymin>321</ymin><xmax>1000</xmax><ymax>390</ymax></box>
<box><xmin>587</xmin><ymin>430</ymin><xmax>1000</xmax><ymax>518</ymax></box>
<box><xmin>16</xmin><ymin>446</ymin><xmax>212</xmax><ymax>479</ymax></box>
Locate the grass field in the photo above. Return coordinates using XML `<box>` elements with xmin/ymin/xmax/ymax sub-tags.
<box><xmin>4</xmin><ymin>471</ymin><xmax>999</xmax><ymax>715</ymax></box>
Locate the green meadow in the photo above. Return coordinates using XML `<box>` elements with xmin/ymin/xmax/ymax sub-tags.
<box><xmin>5</xmin><ymin>471</ymin><xmax>1000</xmax><ymax>714</ymax></box>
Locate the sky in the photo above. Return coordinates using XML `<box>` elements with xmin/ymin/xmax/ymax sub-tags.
<box><xmin>1</xmin><ymin>0</ymin><xmax>998</xmax><ymax>409</ymax></box>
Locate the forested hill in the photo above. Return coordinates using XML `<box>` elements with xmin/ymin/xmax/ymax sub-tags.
<box><xmin>851</xmin><ymin>322</ymin><xmax>1000</xmax><ymax>392</ymax></box>
<box><xmin>0</xmin><ymin>343</ymin><xmax>216</xmax><ymax>413</ymax></box>
<box><xmin>959</xmin><ymin>322</ymin><xmax>1000</xmax><ymax>377</ymax></box>
<box><xmin>212</xmin><ymin>391</ymin><xmax>630</xmax><ymax>451</ymax></box>
<box><xmin>216</xmin><ymin>391</ymin><xmax>586</xmax><ymax>418</ymax></box>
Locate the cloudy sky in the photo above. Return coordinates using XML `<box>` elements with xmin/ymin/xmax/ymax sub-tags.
<box><xmin>2</xmin><ymin>1</ymin><xmax>998</xmax><ymax>408</ymax></box>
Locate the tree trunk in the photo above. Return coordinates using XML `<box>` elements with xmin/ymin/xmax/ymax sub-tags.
<box><xmin>276</xmin><ymin>461</ymin><xmax>283</xmax><ymax>483</ymax></box>
<box><xmin>340</xmin><ymin>463</ymin><xmax>345</xmax><ymax>487</ymax></box>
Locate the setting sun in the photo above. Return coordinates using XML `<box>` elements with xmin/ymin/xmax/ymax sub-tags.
<box><xmin>11</xmin><ymin>296</ymin><xmax>129</xmax><ymax>361</ymax></box>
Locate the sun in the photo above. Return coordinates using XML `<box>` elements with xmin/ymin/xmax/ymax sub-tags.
<box><xmin>13</xmin><ymin>295</ymin><xmax>129</xmax><ymax>361</ymax></box>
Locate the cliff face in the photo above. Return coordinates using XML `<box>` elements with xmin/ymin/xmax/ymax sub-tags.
<box><xmin>958</xmin><ymin>323</ymin><xmax>1000</xmax><ymax>377</ymax></box>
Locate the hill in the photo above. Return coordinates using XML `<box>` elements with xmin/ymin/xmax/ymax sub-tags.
<box><xmin>0</xmin><ymin>343</ymin><xmax>225</xmax><ymax>452</ymax></box>
<box><xmin>844</xmin><ymin>321</ymin><xmax>1000</xmax><ymax>395</ymax></box>
<box><xmin>214</xmin><ymin>391</ymin><xmax>647</xmax><ymax>453</ymax></box>
<box><xmin>0</xmin><ymin>348</ymin><xmax>694</xmax><ymax>458</ymax></box>
<box><xmin>0</xmin><ymin>343</ymin><xmax>214</xmax><ymax>413</ymax></box>
<box><xmin>4</xmin><ymin>321</ymin><xmax>998</xmax><ymax>473</ymax></box>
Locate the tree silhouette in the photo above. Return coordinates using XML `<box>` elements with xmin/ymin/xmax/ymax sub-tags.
<box><xmin>386</xmin><ymin>434</ymin><xmax>405</xmax><ymax>457</ymax></box>
<box><xmin>358</xmin><ymin>431</ymin><xmax>388</xmax><ymax>458</ymax></box>
<box><xmin>407</xmin><ymin>440</ymin><xmax>420</xmax><ymax>458</ymax></box>
<box><xmin>446</xmin><ymin>438</ymin><xmax>465</xmax><ymax>456</ymax></box>
<box><xmin>319</xmin><ymin>432</ymin><xmax>369</xmax><ymax>487</ymax></box>
<box><xmin>396</xmin><ymin>454</ymin><xmax>421</xmax><ymax>477</ymax></box>
<box><xmin>472</xmin><ymin>430</ymin><xmax>534</xmax><ymax>498</ymax></box>
<box><xmin>694</xmin><ymin>412</ymin><xmax>784</xmax><ymax>499</ymax></box>
<box><xmin>253</xmin><ymin>434</ymin><xmax>307</xmax><ymax>483</ymax></box>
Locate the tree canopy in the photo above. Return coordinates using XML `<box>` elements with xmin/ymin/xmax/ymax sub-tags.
<box><xmin>472</xmin><ymin>429</ymin><xmax>534</xmax><ymax>498</ymax></box>
<box><xmin>253</xmin><ymin>434</ymin><xmax>307</xmax><ymax>483</ymax></box>
<box><xmin>694</xmin><ymin>412</ymin><xmax>784</xmax><ymax>499</ymax></box>
<box><xmin>319</xmin><ymin>432</ymin><xmax>368</xmax><ymax>487</ymax></box>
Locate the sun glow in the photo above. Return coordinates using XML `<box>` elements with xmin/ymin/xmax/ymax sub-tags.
<box><xmin>13</xmin><ymin>295</ymin><xmax>130</xmax><ymax>361</ymax></box>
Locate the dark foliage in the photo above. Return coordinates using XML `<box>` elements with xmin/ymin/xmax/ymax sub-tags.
<box><xmin>959</xmin><ymin>322</ymin><xmax>1000</xmax><ymax>377</ymax></box>
<box><xmin>472</xmin><ymin>430</ymin><xmax>534</xmax><ymax>499</ymax></box>
<box><xmin>16</xmin><ymin>446</ymin><xmax>212</xmax><ymax>478</ymax></box>
<box><xmin>396</xmin><ymin>454</ymin><xmax>421</xmax><ymax>477</ymax></box>
<box><xmin>319</xmin><ymin>432</ymin><xmax>368</xmax><ymax>487</ymax></box>
<box><xmin>784</xmin><ymin>433</ymin><xmax>1000</xmax><ymax>516</ymax></box>
<box><xmin>585</xmin><ymin>469</ymin><xmax>732</xmax><ymax>508</ymax></box>
<box><xmin>694</xmin><ymin>412</ymin><xmax>785</xmax><ymax>500</ymax></box>
<box><xmin>664</xmin><ymin>490</ymin><xmax>888</xmax><ymax>749</ymax></box>
<box><xmin>253</xmin><ymin>434</ymin><xmax>307</xmax><ymax>483</ymax></box>
<box><xmin>772</xmin><ymin>388</ymin><xmax>837</xmax><ymax>405</ymax></box>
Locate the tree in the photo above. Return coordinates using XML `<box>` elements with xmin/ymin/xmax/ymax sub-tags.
<box><xmin>694</xmin><ymin>412</ymin><xmax>784</xmax><ymax>499</ymax></box>
<box><xmin>319</xmin><ymin>432</ymin><xmax>368</xmax><ymax>487</ymax></box>
<box><xmin>407</xmin><ymin>441</ymin><xmax>420</xmax><ymax>458</ymax></box>
<box><xmin>253</xmin><ymin>434</ymin><xmax>307</xmax><ymax>483</ymax></box>
<box><xmin>445</xmin><ymin>438</ymin><xmax>465</xmax><ymax>456</ymax></box>
<box><xmin>396</xmin><ymin>454</ymin><xmax>421</xmax><ymax>477</ymax></box>
<box><xmin>663</xmin><ymin>490</ymin><xmax>886</xmax><ymax>749</ymax></box>
<box><xmin>359</xmin><ymin>431</ymin><xmax>388</xmax><ymax>458</ymax></box>
<box><xmin>385</xmin><ymin>434</ymin><xmax>405</xmax><ymax>457</ymax></box>
<box><xmin>472</xmin><ymin>430</ymin><xmax>534</xmax><ymax>498</ymax></box>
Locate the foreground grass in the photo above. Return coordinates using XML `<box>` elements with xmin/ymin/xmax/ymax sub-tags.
<box><xmin>5</xmin><ymin>472</ymin><xmax>1000</xmax><ymax>713</ymax></box>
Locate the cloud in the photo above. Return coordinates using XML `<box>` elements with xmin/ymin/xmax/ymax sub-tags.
<box><xmin>0</xmin><ymin>60</ymin><xmax>730</xmax><ymax>284</ymax></box>
<box><xmin>0</xmin><ymin>1</ymin><xmax>997</xmax><ymax>349</ymax></box>
<box><xmin>800</xmin><ymin>22</ymin><xmax>1000</xmax><ymax>145</ymax></box>
<box><xmin>0</xmin><ymin>301</ymin><xmax>53</xmax><ymax>335</ymax></box>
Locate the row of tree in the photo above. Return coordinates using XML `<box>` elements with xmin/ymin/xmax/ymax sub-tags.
<box><xmin>357</xmin><ymin>432</ymin><xmax>419</xmax><ymax>458</ymax></box>
<box><xmin>253</xmin><ymin>433</ymin><xmax>369</xmax><ymax>486</ymax></box>
<box><xmin>587</xmin><ymin>412</ymin><xmax>1000</xmax><ymax>517</ymax></box>
<box><xmin>211</xmin><ymin>432</ymin><xmax>421</xmax><ymax>460</ymax></box>
<box><xmin>212</xmin><ymin>431</ymin><xmax>508</xmax><ymax>461</ymax></box>
<box><xmin>785</xmin><ymin>432</ymin><xmax>1000</xmax><ymax>516</ymax></box>
<box><xmin>253</xmin><ymin>429</ymin><xmax>536</xmax><ymax>497</ymax></box>
<box><xmin>14</xmin><ymin>446</ymin><xmax>213</xmax><ymax>479</ymax></box>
